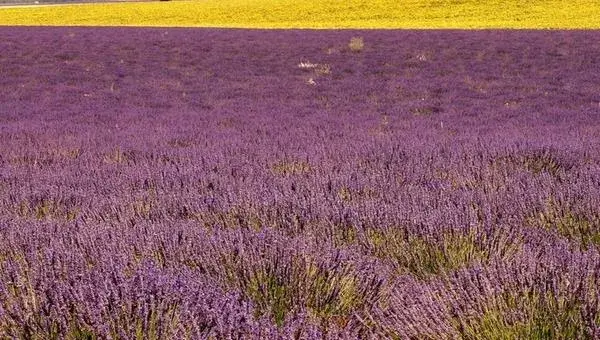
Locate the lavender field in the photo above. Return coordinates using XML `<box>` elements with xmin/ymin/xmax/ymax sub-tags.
<box><xmin>1</xmin><ymin>27</ymin><xmax>600</xmax><ymax>338</ymax></box>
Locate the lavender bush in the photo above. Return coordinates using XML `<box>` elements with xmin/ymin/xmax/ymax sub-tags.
<box><xmin>0</xmin><ymin>27</ymin><xmax>599</xmax><ymax>338</ymax></box>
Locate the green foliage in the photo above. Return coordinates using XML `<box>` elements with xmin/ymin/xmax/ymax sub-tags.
<box><xmin>521</xmin><ymin>151</ymin><xmax>565</xmax><ymax>177</ymax></box>
<box><xmin>454</xmin><ymin>290</ymin><xmax>591</xmax><ymax>339</ymax></box>
<box><xmin>228</xmin><ymin>252</ymin><xmax>381</xmax><ymax>329</ymax></box>
<box><xmin>131</xmin><ymin>198</ymin><xmax>154</xmax><ymax>220</ymax></box>
<box><xmin>246</xmin><ymin>271</ymin><xmax>295</xmax><ymax>326</ymax></box>
<box><xmin>67</xmin><ymin>322</ymin><xmax>98</xmax><ymax>340</ymax></box>
<box><xmin>17</xmin><ymin>199</ymin><xmax>79</xmax><ymax>221</ymax></box>
<box><xmin>364</xmin><ymin>227</ymin><xmax>520</xmax><ymax>280</ymax></box>
<box><xmin>330</xmin><ymin>223</ymin><xmax>359</xmax><ymax>247</ymax></box>
<box><xmin>271</xmin><ymin>160</ymin><xmax>312</xmax><ymax>176</ymax></box>
<box><xmin>527</xmin><ymin>198</ymin><xmax>600</xmax><ymax>250</ymax></box>
<box><xmin>492</xmin><ymin>149</ymin><xmax>569</xmax><ymax>178</ymax></box>
<box><xmin>103</xmin><ymin>147</ymin><xmax>128</xmax><ymax>164</ymax></box>
<box><xmin>107</xmin><ymin>302</ymin><xmax>180</xmax><ymax>340</ymax></box>
<box><xmin>179</xmin><ymin>208</ymin><xmax>260</xmax><ymax>231</ymax></box>
<box><xmin>337</xmin><ymin>186</ymin><xmax>379</xmax><ymax>203</ymax></box>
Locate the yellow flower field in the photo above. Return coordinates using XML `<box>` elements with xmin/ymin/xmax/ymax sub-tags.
<box><xmin>0</xmin><ymin>0</ymin><xmax>598</xmax><ymax>29</ymax></box>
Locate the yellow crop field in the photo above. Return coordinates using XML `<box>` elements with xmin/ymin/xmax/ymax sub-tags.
<box><xmin>0</xmin><ymin>0</ymin><xmax>599</xmax><ymax>29</ymax></box>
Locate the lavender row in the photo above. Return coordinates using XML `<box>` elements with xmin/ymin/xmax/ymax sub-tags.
<box><xmin>1</xmin><ymin>27</ymin><xmax>599</xmax><ymax>337</ymax></box>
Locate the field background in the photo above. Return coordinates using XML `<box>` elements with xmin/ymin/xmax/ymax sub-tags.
<box><xmin>1</xmin><ymin>0</ymin><xmax>600</xmax><ymax>28</ymax></box>
<box><xmin>2</xmin><ymin>0</ymin><xmax>600</xmax><ymax>338</ymax></box>
<box><xmin>1</xmin><ymin>26</ymin><xmax>600</xmax><ymax>337</ymax></box>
